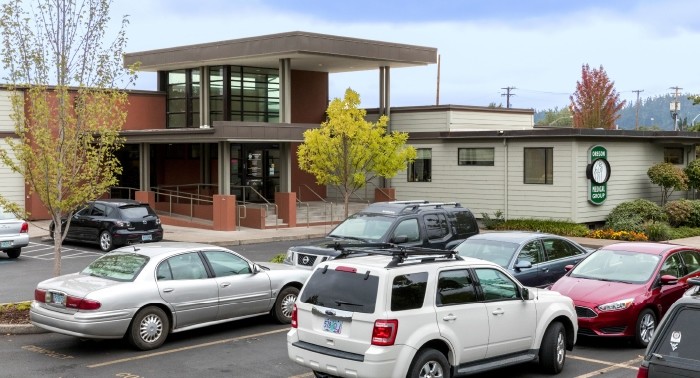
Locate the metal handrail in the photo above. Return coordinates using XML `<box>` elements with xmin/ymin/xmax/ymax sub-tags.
<box><xmin>109</xmin><ymin>186</ymin><xmax>138</xmax><ymax>200</ymax></box>
<box><xmin>231</xmin><ymin>185</ymin><xmax>278</xmax><ymax>229</ymax></box>
<box><xmin>152</xmin><ymin>189</ymin><xmax>213</xmax><ymax>221</ymax></box>
<box><xmin>153</xmin><ymin>185</ymin><xmax>215</xmax><ymax>203</ymax></box>
<box><xmin>298</xmin><ymin>185</ymin><xmax>335</xmax><ymax>227</ymax></box>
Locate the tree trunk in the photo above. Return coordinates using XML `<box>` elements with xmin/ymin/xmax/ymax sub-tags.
<box><xmin>52</xmin><ymin>216</ymin><xmax>64</xmax><ymax>276</ymax></box>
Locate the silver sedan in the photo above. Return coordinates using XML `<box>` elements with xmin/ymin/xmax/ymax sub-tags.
<box><xmin>0</xmin><ymin>209</ymin><xmax>29</xmax><ymax>258</ymax></box>
<box><xmin>30</xmin><ymin>242</ymin><xmax>310</xmax><ymax>350</ymax></box>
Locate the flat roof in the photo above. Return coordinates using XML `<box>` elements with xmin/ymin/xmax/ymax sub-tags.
<box><xmin>124</xmin><ymin>31</ymin><xmax>438</xmax><ymax>73</ymax></box>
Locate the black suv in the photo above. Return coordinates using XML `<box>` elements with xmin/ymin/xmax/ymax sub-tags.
<box><xmin>50</xmin><ymin>199</ymin><xmax>163</xmax><ymax>251</ymax></box>
<box><xmin>283</xmin><ymin>200</ymin><xmax>479</xmax><ymax>269</ymax></box>
<box><xmin>637</xmin><ymin>278</ymin><xmax>700</xmax><ymax>377</ymax></box>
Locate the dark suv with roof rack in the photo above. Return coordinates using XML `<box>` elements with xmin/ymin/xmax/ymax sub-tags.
<box><xmin>287</xmin><ymin>246</ymin><xmax>578</xmax><ymax>377</ymax></box>
<box><xmin>283</xmin><ymin>200</ymin><xmax>479</xmax><ymax>269</ymax></box>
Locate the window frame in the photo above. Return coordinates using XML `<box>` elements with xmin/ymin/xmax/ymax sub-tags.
<box><xmin>458</xmin><ymin>147</ymin><xmax>495</xmax><ymax>166</ymax></box>
<box><xmin>664</xmin><ymin>147</ymin><xmax>684</xmax><ymax>165</ymax></box>
<box><xmin>524</xmin><ymin>147</ymin><xmax>553</xmax><ymax>184</ymax></box>
<box><xmin>408</xmin><ymin>148</ymin><xmax>432</xmax><ymax>182</ymax></box>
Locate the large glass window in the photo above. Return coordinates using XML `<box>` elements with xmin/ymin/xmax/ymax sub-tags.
<box><xmin>408</xmin><ymin>148</ymin><xmax>432</xmax><ymax>182</ymax></box>
<box><xmin>166</xmin><ymin>69</ymin><xmax>200</xmax><ymax>128</ymax></box>
<box><xmin>664</xmin><ymin>147</ymin><xmax>684</xmax><ymax>164</ymax></box>
<box><xmin>458</xmin><ymin>148</ymin><xmax>494</xmax><ymax>166</ymax></box>
<box><xmin>230</xmin><ymin>66</ymin><xmax>279</xmax><ymax>122</ymax></box>
<box><xmin>524</xmin><ymin>147</ymin><xmax>553</xmax><ymax>184</ymax></box>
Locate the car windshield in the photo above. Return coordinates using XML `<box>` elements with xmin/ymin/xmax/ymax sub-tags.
<box><xmin>570</xmin><ymin>249</ymin><xmax>660</xmax><ymax>284</ymax></box>
<box><xmin>454</xmin><ymin>239</ymin><xmax>519</xmax><ymax>268</ymax></box>
<box><xmin>120</xmin><ymin>205</ymin><xmax>152</xmax><ymax>219</ymax></box>
<box><xmin>328</xmin><ymin>213</ymin><xmax>394</xmax><ymax>242</ymax></box>
<box><xmin>0</xmin><ymin>210</ymin><xmax>17</xmax><ymax>220</ymax></box>
<box><xmin>81</xmin><ymin>252</ymin><xmax>149</xmax><ymax>282</ymax></box>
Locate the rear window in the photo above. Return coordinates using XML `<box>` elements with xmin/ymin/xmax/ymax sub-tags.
<box><xmin>651</xmin><ymin>306</ymin><xmax>700</xmax><ymax>360</ymax></box>
<box><xmin>450</xmin><ymin>210</ymin><xmax>477</xmax><ymax>237</ymax></box>
<box><xmin>300</xmin><ymin>267</ymin><xmax>379</xmax><ymax>313</ymax></box>
<box><xmin>81</xmin><ymin>252</ymin><xmax>149</xmax><ymax>282</ymax></box>
<box><xmin>391</xmin><ymin>272</ymin><xmax>428</xmax><ymax>311</ymax></box>
<box><xmin>120</xmin><ymin>205</ymin><xmax>154</xmax><ymax>219</ymax></box>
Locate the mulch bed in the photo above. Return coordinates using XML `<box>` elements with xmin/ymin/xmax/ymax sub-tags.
<box><xmin>0</xmin><ymin>306</ymin><xmax>30</xmax><ymax>324</ymax></box>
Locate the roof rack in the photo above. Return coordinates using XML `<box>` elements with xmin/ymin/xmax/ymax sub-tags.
<box><xmin>334</xmin><ymin>245</ymin><xmax>463</xmax><ymax>268</ymax></box>
<box><xmin>370</xmin><ymin>200</ymin><xmax>463</xmax><ymax>214</ymax></box>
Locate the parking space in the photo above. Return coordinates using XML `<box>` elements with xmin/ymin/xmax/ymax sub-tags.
<box><xmin>18</xmin><ymin>241</ymin><xmax>103</xmax><ymax>261</ymax></box>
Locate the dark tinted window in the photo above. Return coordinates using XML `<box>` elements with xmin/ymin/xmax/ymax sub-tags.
<box><xmin>437</xmin><ymin>269</ymin><xmax>477</xmax><ymax>306</ymax></box>
<box><xmin>652</xmin><ymin>306</ymin><xmax>700</xmax><ymax>360</ymax></box>
<box><xmin>391</xmin><ymin>273</ymin><xmax>428</xmax><ymax>311</ymax></box>
<box><xmin>543</xmin><ymin>238</ymin><xmax>582</xmax><ymax>260</ymax></box>
<box><xmin>424</xmin><ymin>213</ymin><xmax>449</xmax><ymax>240</ymax></box>
<box><xmin>451</xmin><ymin>210</ymin><xmax>477</xmax><ymax>237</ymax></box>
<box><xmin>300</xmin><ymin>268</ymin><xmax>379</xmax><ymax>313</ymax></box>
<box><xmin>518</xmin><ymin>241</ymin><xmax>542</xmax><ymax>265</ymax></box>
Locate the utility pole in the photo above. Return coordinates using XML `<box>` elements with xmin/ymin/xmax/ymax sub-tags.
<box><xmin>632</xmin><ymin>89</ymin><xmax>644</xmax><ymax>130</ymax></box>
<box><xmin>670</xmin><ymin>86</ymin><xmax>682</xmax><ymax>131</ymax></box>
<box><xmin>501</xmin><ymin>86</ymin><xmax>516</xmax><ymax>108</ymax></box>
<box><xmin>436</xmin><ymin>54</ymin><xmax>441</xmax><ymax>106</ymax></box>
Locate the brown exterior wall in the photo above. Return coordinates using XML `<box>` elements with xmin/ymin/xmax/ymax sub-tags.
<box><xmin>124</xmin><ymin>91</ymin><xmax>166</xmax><ymax>130</ymax></box>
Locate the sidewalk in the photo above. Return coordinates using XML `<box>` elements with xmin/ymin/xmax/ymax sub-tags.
<box><xmin>27</xmin><ymin>219</ymin><xmax>700</xmax><ymax>249</ymax></box>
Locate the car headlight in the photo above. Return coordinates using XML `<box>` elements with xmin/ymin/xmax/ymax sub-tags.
<box><xmin>597</xmin><ymin>298</ymin><xmax>634</xmax><ymax>312</ymax></box>
<box><xmin>283</xmin><ymin>250</ymin><xmax>294</xmax><ymax>265</ymax></box>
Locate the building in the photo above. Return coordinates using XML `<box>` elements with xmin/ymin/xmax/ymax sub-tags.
<box><xmin>3</xmin><ymin>31</ymin><xmax>700</xmax><ymax>228</ymax></box>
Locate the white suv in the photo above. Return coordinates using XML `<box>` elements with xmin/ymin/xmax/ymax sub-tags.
<box><xmin>287</xmin><ymin>248</ymin><xmax>578</xmax><ymax>378</ymax></box>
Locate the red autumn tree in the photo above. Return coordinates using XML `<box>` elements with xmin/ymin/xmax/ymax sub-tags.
<box><xmin>569</xmin><ymin>64</ymin><xmax>625</xmax><ymax>129</ymax></box>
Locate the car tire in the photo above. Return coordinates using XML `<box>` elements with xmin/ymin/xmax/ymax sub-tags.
<box><xmin>127</xmin><ymin>306</ymin><xmax>170</xmax><ymax>351</ymax></box>
<box><xmin>6</xmin><ymin>248</ymin><xmax>21</xmax><ymax>259</ymax></box>
<box><xmin>99</xmin><ymin>231</ymin><xmax>114</xmax><ymax>252</ymax></box>
<box><xmin>407</xmin><ymin>348</ymin><xmax>450</xmax><ymax>378</ymax></box>
<box><xmin>539</xmin><ymin>321</ymin><xmax>566</xmax><ymax>374</ymax></box>
<box><xmin>272</xmin><ymin>286</ymin><xmax>299</xmax><ymax>324</ymax></box>
<box><xmin>635</xmin><ymin>309</ymin><xmax>656</xmax><ymax>348</ymax></box>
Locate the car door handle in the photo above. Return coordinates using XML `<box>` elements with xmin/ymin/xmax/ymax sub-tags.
<box><xmin>442</xmin><ymin>314</ymin><xmax>457</xmax><ymax>321</ymax></box>
<box><xmin>220</xmin><ymin>283</ymin><xmax>230</xmax><ymax>288</ymax></box>
<box><xmin>540</xmin><ymin>267</ymin><xmax>549</xmax><ymax>272</ymax></box>
<box><xmin>162</xmin><ymin>288</ymin><xmax>174</xmax><ymax>293</ymax></box>
<box><xmin>492</xmin><ymin>309</ymin><xmax>504</xmax><ymax>316</ymax></box>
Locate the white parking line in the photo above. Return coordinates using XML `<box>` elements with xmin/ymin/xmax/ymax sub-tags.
<box><xmin>571</xmin><ymin>355</ymin><xmax>644</xmax><ymax>378</ymax></box>
<box><xmin>20</xmin><ymin>242</ymin><xmax>101</xmax><ymax>260</ymax></box>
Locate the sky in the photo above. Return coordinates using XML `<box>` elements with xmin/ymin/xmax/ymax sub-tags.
<box><xmin>110</xmin><ymin>0</ymin><xmax>700</xmax><ymax>112</ymax></box>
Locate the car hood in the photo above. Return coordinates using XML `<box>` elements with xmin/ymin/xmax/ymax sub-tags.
<box><xmin>551</xmin><ymin>276</ymin><xmax>643</xmax><ymax>305</ymax></box>
<box><xmin>288</xmin><ymin>237</ymin><xmax>379</xmax><ymax>256</ymax></box>
<box><xmin>257</xmin><ymin>261</ymin><xmax>306</xmax><ymax>271</ymax></box>
<box><xmin>37</xmin><ymin>272</ymin><xmax>125</xmax><ymax>297</ymax></box>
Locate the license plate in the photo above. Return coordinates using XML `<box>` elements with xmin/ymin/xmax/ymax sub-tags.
<box><xmin>0</xmin><ymin>241</ymin><xmax>11</xmax><ymax>248</ymax></box>
<box><xmin>323</xmin><ymin>318</ymin><xmax>342</xmax><ymax>334</ymax></box>
<box><xmin>142</xmin><ymin>234</ymin><xmax>152</xmax><ymax>241</ymax></box>
<box><xmin>50</xmin><ymin>292</ymin><xmax>65</xmax><ymax>305</ymax></box>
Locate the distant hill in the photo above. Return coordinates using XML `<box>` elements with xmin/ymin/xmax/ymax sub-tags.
<box><xmin>534</xmin><ymin>94</ymin><xmax>700</xmax><ymax>130</ymax></box>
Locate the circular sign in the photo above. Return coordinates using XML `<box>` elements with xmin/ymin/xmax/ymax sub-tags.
<box><xmin>586</xmin><ymin>158</ymin><xmax>611</xmax><ymax>184</ymax></box>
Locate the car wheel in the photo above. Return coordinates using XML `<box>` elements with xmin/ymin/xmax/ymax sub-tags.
<box><xmin>6</xmin><ymin>248</ymin><xmax>21</xmax><ymax>259</ymax></box>
<box><xmin>127</xmin><ymin>306</ymin><xmax>170</xmax><ymax>351</ymax></box>
<box><xmin>99</xmin><ymin>231</ymin><xmax>114</xmax><ymax>252</ymax></box>
<box><xmin>635</xmin><ymin>309</ymin><xmax>656</xmax><ymax>348</ymax></box>
<box><xmin>272</xmin><ymin>286</ymin><xmax>299</xmax><ymax>324</ymax></box>
<box><xmin>407</xmin><ymin>348</ymin><xmax>450</xmax><ymax>378</ymax></box>
<box><xmin>539</xmin><ymin>321</ymin><xmax>566</xmax><ymax>374</ymax></box>
<box><xmin>312</xmin><ymin>371</ymin><xmax>336</xmax><ymax>378</ymax></box>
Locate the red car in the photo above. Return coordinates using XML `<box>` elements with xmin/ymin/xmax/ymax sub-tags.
<box><xmin>550</xmin><ymin>242</ymin><xmax>700</xmax><ymax>348</ymax></box>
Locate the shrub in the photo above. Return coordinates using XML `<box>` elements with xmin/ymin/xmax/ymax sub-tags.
<box><xmin>490</xmin><ymin>219</ymin><xmax>589</xmax><ymax>237</ymax></box>
<box><xmin>685</xmin><ymin>159</ymin><xmax>700</xmax><ymax>191</ymax></box>
<box><xmin>481</xmin><ymin>210</ymin><xmax>505</xmax><ymax>229</ymax></box>
<box><xmin>688</xmin><ymin>201</ymin><xmax>700</xmax><ymax>227</ymax></box>
<box><xmin>586</xmin><ymin>229</ymin><xmax>648</xmax><ymax>241</ymax></box>
<box><xmin>605</xmin><ymin>199</ymin><xmax>665</xmax><ymax>232</ymax></box>
<box><xmin>647</xmin><ymin>162</ymin><xmax>688</xmax><ymax>205</ymax></box>
<box><xmin>270</xmin><ymin>253</ymin><xmax>286</xmax><ymax>263</ymax></box>
<box><xmin>664</xmin><ymin>199</ymin><xmax>693</xmax><ymax>227</ymax></box>
<box><xmin>643</xmin><ymin>221</ymin><xmax>672</xmax><ymax>242</ymax></box>
<box><xmin>668</xmin><ymin>226</ymin><xmax>700</xmax><ymax>239</ymax></box>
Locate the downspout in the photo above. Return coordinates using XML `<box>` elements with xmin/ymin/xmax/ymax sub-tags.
<box><xmin>503</xmin><ymin>136</ymin><xmax>508</xmax><ymax>220</ymax></box>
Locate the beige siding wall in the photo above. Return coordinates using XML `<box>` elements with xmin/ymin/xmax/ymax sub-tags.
<box><xmin>386</xmin><ymin>111</ymin><xmax>450</xmax><ymax>133</ymax></box>
<box><xmin>448</xmin><ymin>111</ymin><xmax>533</xmax><ymax>131</ymax></box>
<box><xmin>392</xmin><ymin>140</ymin><xmax>506</xmax><ymax>216</ymax></box>
<box><xmin>0</xmin><ymin>90</ymin><xmax>14</xmax><ymax>132</ymax></box>
<box><xmin>0</xmin><ymin>139</ymin><xmax>25</xmax><ymax>208</ymax></box>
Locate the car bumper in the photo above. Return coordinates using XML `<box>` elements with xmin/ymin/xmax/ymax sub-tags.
<box><xmin>29</xmin><ymin>301</ymin><xmax>134</xmax><ymax>339</ymax></box>
<box><xmin>0</xmin><ymin>234</ymin><xmax>29</xmax><ymax>250</ymax></box>
<box><xmin>287</xmin><ymin>329</ymin><xmax>415</xmax><ymax>378</ymax></box>
<box><xmin>112</xmin><ymin>229</ymin><xmax>163</xmax><ymax>246</ymax></box>
<box><xmin>576</xmin><ymin>307</ymin><xmax>635</xmax><ymax>337</ymax></box>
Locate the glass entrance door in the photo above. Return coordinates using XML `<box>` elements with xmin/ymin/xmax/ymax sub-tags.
<box><xmin>230</xmin><ymin>143</ymin><xmax>279</xmax><ymax>202</ymax></box>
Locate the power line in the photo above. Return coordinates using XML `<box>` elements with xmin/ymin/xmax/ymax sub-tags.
<box><xmin>501</xmin><ymin>86</ymin><xmax>516</xmax><ymax>108</ymax></box>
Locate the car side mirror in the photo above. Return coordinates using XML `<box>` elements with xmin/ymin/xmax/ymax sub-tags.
<box><xmin>392</xmin><ymin>235</ymin><xmax>408</xmax><ymax>244</ymax></box>
<box><xmin>564</xmin><ymin>264</ymin><xmax>574</xmax><ymax>272</ymax></box>
<box><xmin>520</xmin><ymin>287</ymin><xmax>533</xmax><ymax>300</ymax></box>
<box><xmin>514</xmin><ymin>260</ymin><xmax>532</xmax><ymax>270</ymax></box>
<box><xmin>252</xmin><ymin>264</ymin><xmax>261</xmax><ymax>274</ymax></box>
<box><xmin>660</xmin><ymin>274</ymin><xmax>678</xmax><ymax>285</ymax></box>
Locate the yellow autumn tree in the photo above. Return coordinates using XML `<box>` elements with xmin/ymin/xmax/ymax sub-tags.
<box><xmin>297</xmin><ymin>88</ymin><xmax>416</xmax><ymax>217</ymax></box>
<box><xmin>0</xmin><ymin>0</ymin><xmax>137</xmax><ymax>275</ymax></box>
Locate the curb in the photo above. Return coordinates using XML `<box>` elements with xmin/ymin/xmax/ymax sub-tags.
<box><xmin>0</xmin><ymin>323</ymin><xmax>47</xmax><ymax>335</ymax></box>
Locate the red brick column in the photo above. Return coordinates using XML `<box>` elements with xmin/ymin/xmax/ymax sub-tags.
<box><xmin>213</xmin><ymin>195</ymin><xmax>236</xmax><ymax>231</ymax></box>
<box><xmin>275</xmin><ymin>192</ymin><xmax>297</xmax><ymax>227</ymax></box>
<box><xmin>374</xmin><ymin>188</ymin><xmax>396</xmax><ymax>202</ymax></box>
<box><xmin>135</xmin><ymin>191</ymin><xmax>155</xmax><ymax>207</ymax></box>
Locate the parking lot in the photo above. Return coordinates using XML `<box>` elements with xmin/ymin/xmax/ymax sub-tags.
<box><xmin>1</xmin><ymin>237</ymin><xmax>644</xmax><ymax>377</ymax></box>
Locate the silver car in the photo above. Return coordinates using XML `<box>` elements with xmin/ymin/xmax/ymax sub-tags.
<box><xmin>0</xmin><ymin>209</ymin><xmax>29</xmax><ymax>259</ymax></box>
<box><xmin>30</xmin><ymin>242</ymin><xmax>310</xmax><ymax>350</ymax></box>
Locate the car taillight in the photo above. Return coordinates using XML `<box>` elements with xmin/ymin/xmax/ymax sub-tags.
<box><xmin>291</xmin><ymin>304</ymin><xmax>298</xmax><ymax>328</ymax></box>
<box><xmin>636</xmin><ymin>365</ymin><xmax>648</xmax><ymax>378</ymax></box>
<box><xmin>34</xmin><ymin>289</ymin><xmax>46</xmax><ymax>303</ymax></box>
<box><xmin>155</xmin><ymin>218</ymin><xmax>161</xmax><ymax>225</ymax></box>
<box><xmin>115</xmin><ymin>220</ymin><xmax>131</xmax><ymax>227</ymax></box>
<box><xmin>20</xmin><ymin>222</ymin><xmax>28</xmax><ymax>233</ymax></box>
<box><xmin>65</xmin><ymin>296</ymin><xmax>101</xmax><ymax>310</ymax></box>
<box><xmin>371</xmin><ymin>319</ymin><xmax>398</xmax><ymax>346</ymax></box>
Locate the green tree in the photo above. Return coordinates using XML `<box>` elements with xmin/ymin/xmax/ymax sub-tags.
<box><xmin>535</xmin><ymin>107</ymin><xmax>572</xmax><ymax>127</ymax></box>
<box><xmin>569</xmin><ymin>64</ymin><xmax>625</xmax><ymax>129</ymax></box>
<box><xmin>685</xmin><ymin>159</ymin><xmax>700</xmax><ymax>198</ymax></box>
<box><xmin>297</xmin><ymin>88</ymin><xmax>417</xmax><ymax>217</ymax></box>
<box><xmin>647</xmin><ymin>162</ymin><xmax>688</xmax><ymax>205</ymax></box>
<box><xmin>0</xmin><ymin>0</ymin><xmax>136</xmax><ymax>276</ymax></box>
